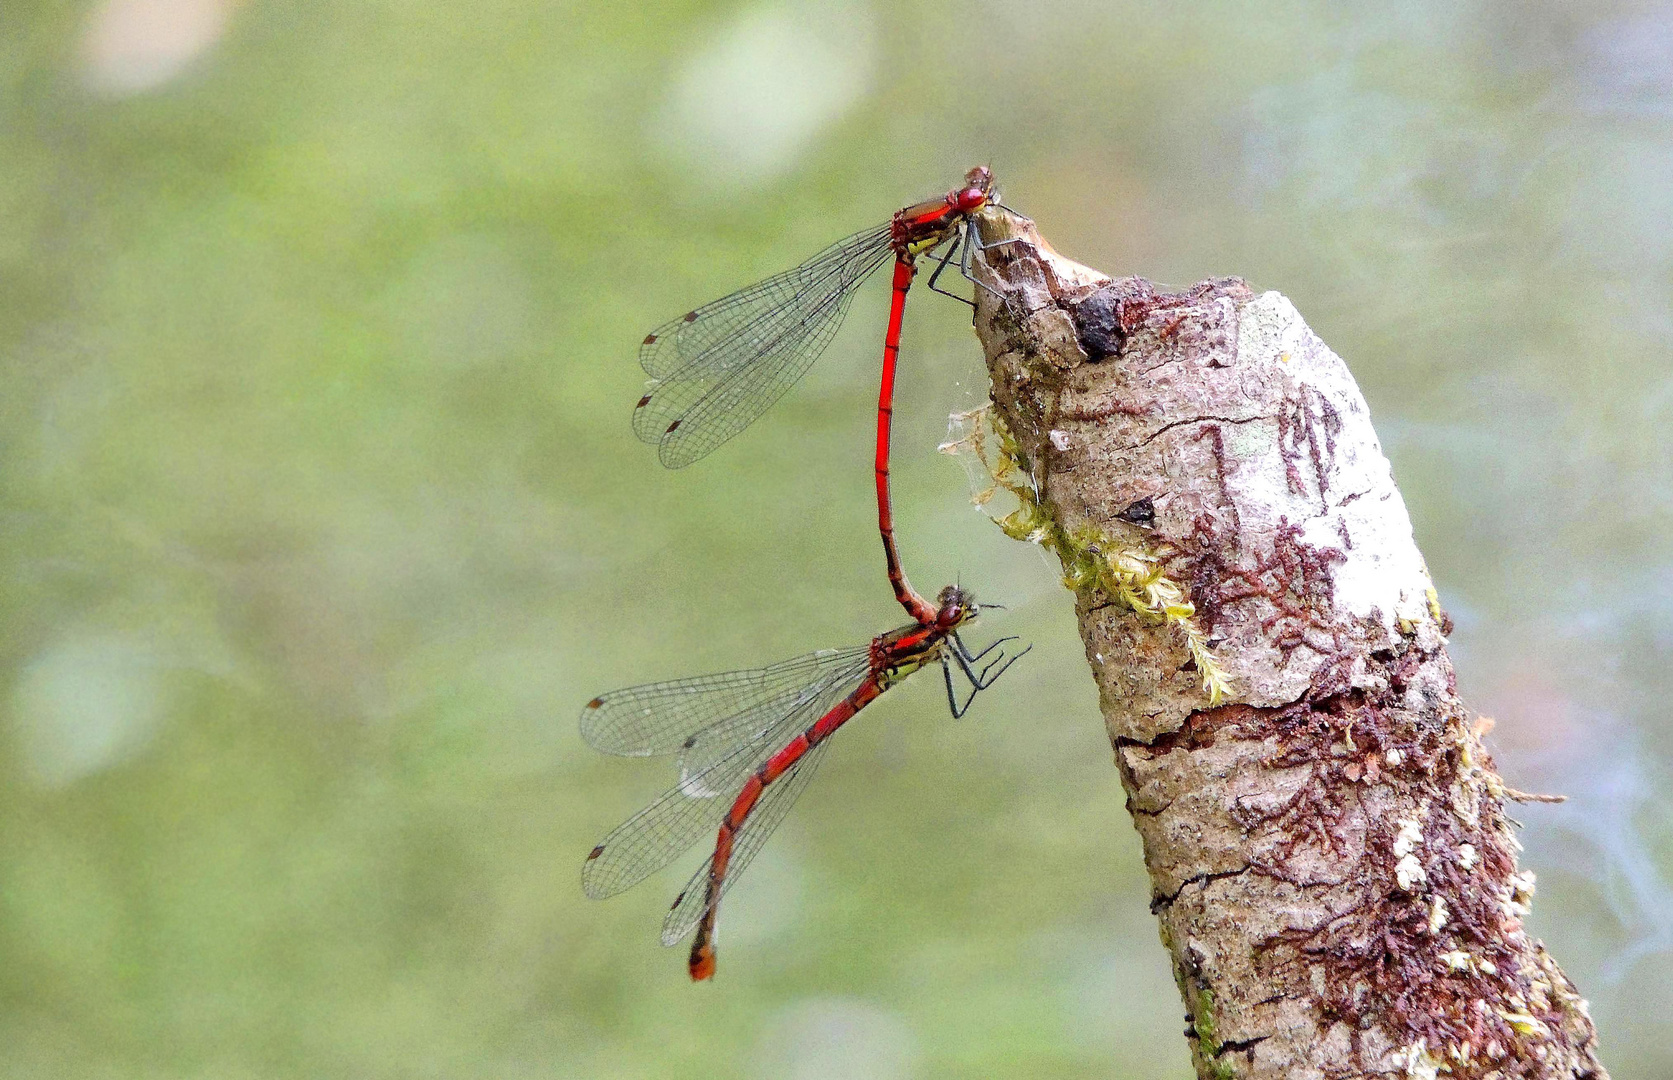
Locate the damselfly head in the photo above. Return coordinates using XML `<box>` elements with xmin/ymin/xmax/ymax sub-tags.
<box><xmin>953</xmin><ymin>166</ymin><xmax>994</xmax><ymax>212</ymax></box>
<box><xmin>934</xmin><ymin>584</ymin><xmax>979</xmax><ymax>629</ymax></box>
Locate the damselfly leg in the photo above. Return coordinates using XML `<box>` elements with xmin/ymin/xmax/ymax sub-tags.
<box><xmin>941</xmin><ymin>631</ymin><xmax>1029</xmax><ymax>719</ymax></box>
<box><xmin>924</xmin><ymin>230</ymin><xmax>973</xmax><ymax>307</ymax></box>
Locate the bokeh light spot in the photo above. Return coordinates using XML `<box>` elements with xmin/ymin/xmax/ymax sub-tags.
<box><xmin>77</xmin><ymin>0</ymin><xmax>232</xmax><ymax>97</ymax></box>
<box><xmin>11</xmin><ymin>633</ymin><xmax>165</xmax><ymax>789</ymax></box>
<box><xmin>651</xmin><ymin>0</ymin><xmax>875</xmax><ymax>189</ymax></box>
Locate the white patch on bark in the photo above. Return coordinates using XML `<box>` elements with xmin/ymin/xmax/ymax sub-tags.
<box><xmin>1395</xmin><ymin>818</ymin><xmax>1428</xmax><ymax>891</ymax></box>
<box><xmin>1234</xmin><ymin>292</ymin><xmax>1434</xmax><ymax>626</ymax></box>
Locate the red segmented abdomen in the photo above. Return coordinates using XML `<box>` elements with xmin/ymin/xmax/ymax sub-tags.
<box><xmin>686</xmin><ymin>680</ymin><xmax>884</xmax><ymax>980</ymax></box>
<box><xmin>874</xmin><ymin>256</ymin><xmax>936</xmax><ymax>625</ymax></box>
<box><xmin>726</xmin><ymin>775</ymin><xmax>765</xmax><ymax>828</ymax></box>
<box><xmin>761</xmin><ymin>734</ymin><xmax>811</xmax><ymax>784</ymax></box>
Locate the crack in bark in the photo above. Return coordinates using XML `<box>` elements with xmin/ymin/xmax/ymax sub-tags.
<box><xmin>1115</xmin><ymin>716</ymin><xmax>1219</xmax><ymax>755</ymax></box>
<box><xmin>1151</xmin><ymin>866</ymin><xmax>1252</xmax><ymax>912</ymax></box>
<box><xmin>1216</xmin><ymin>1035</ymin><xmax>1272</xmax><ymax>1057</ymax></box>
<box><xmin>1137</xmin><ymin>352</ymin><xmax>1189</xmax><ymax>376</ymax></box>
<box><xmin>1119</xmin><ymin>411</ymin><xmax>1267</xmax><ymax>456</ymax></box>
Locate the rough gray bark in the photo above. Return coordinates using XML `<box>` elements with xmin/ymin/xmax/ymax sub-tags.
<box><xmin>966</xmin><ymin>210</ymin><xmax>1606</xmax><ymax>1080</ymax></box>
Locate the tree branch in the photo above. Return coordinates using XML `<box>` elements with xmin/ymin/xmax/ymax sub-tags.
<box><xmin>965</xmin><ymin>208</ymin><xmax>1607</xmax><ymax>1079</ymax></box>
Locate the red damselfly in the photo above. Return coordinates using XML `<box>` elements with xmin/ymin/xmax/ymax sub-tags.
<box><xmin>581</xmin><ymin>585</ymin><xmax>1027</xmax><ymax>980</ymax></box>
<box><xmin>634</xmin><ymin>167</ymin><xmax>1008</xmax><ymax>624</ymax></box>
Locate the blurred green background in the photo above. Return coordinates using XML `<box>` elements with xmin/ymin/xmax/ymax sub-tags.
<box><xmin>3</xmin><ymin>0</ymin><xmax>1672</xmax><ymax>1076</ymax></box>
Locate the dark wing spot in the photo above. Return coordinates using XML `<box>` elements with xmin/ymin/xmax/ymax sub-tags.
<box><xmin>585</xmin><ymin>697</ymin><xmax>604</xmax><ymax>710</ymax></box>
<box><xmin>682</xmin><ymin>311</ymin><xmax>698</xmax><ymax>323</ymax></box>
<box><xmin>636</xmin><ymin>394</ymin><xmax>652</xmax><ymax>408</ymax></box>
<box><xmin>682</xmin><ymin>735</ymin><xmax>697</xmax><ymax>749</ymax></box>
<box><xmin>587</xmin><ymin>844</ymin><xmax>605</xmax><ymax>861</ymax></box>
<box><xmin>643</xmin><ymin>333</ymin><xmax>658</xmax><ymax>345</ymax></box>
<box><xmin>669</xmin><ymin>890</ymin><xmax>686</xmax><ymax>911</ymax></box>
<box><xmin>667</xmin><ymin>419</ymin><xmax>682</xmax><ymax>433</ymax></box>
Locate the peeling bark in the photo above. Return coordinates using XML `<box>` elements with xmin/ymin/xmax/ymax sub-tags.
<box><xmin>967</xmin><ymin>210</ymin><xmax>1607</xmax><ymax>1079</ymax></box>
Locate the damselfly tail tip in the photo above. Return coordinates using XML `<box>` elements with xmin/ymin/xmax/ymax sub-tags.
<box><xmin>689</xmin><ymin>942</ymin><xmax>716</xmax><ymax>981</ymax></box>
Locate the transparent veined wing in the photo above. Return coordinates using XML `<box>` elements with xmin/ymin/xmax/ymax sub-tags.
<box><xmin>581</xmin><ymin>652</ymin><xmax>871</xmax><ymax>901</ymax></box>
<box><xmin>580</xmin><ymin>645</ymin><xmax>871</xmax><ymax>757</ymax></box>
<box><xmin>633</xmin><ymin>224</ymin><xmax>894</xmax><ymax>468</ymax></box>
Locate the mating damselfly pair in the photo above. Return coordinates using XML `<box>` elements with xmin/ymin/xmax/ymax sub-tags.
<box><xmin>583</xmin><ymin>169</ymin><xmax>1029</xmax><ymax>980</ymax></box>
